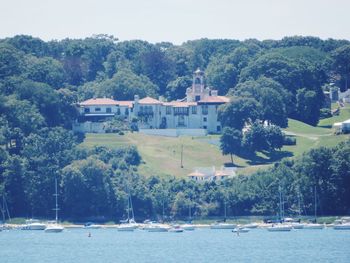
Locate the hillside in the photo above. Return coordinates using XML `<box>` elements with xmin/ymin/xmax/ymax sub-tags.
<box><xmin>80</xmin><ymin>117</ymin><xmax>349</xmax><ymax>177</ymax></box>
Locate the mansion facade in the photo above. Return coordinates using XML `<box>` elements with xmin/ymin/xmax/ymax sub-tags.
<box><xmin>73</xmin><ymin>69</ymin><xmax>230</xmax><ymax>134</ymax></box>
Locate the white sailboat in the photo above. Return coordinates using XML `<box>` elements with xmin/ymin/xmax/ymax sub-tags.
<box><xmin>21</xmin><ymin>219</ymin><xmax>46</xmax><ymax>230</ymax></box>
<box><xmin>304</xmin><ymin>186</ymin><xmax>323</xmax><ymax>230</ymax></box>
<box><xmin>45</xmin><ymin>179</ymin><xmax>64</xmax><ymax>233</ymax></box>
<box><xmin>267</xmin><ymin>186</ymin><xmax>292</xmax><ymax>232</ymax></box>
<box><xmin>210</xmin><ymin>199</ymin><xmax>236</xmax><ymax>229</ymax></box>
<box><xmin>117</xmin><ymin>193</ymin><xmax>138</xmax><ymax>231</ymax></box>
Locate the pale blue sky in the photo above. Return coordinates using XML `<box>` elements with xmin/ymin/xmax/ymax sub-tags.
<box><xmin>1</xmin><ymin>0</ymin><xmax>349</xmax><ymax>44</ymax></box>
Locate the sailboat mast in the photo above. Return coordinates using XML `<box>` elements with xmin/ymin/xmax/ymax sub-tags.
<box><xmin>53</xmin><ymin>178</ymin><xmax>59</xmax><ymax>224</ymax></box>
<box><xmin>314</xmin><ymin>185</ymin><xmax>317</xmax><ymax>222</ymax></box>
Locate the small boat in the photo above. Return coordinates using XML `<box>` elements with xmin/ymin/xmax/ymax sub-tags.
<box><xmin>210</xmin><ymin>222</ymin><xmax>236</xmax><ymax>229</ymax></box>
<box><xmin>168</xmin><ymin>225</ymin><xmax>184</xmax><ymax>233</ymax></box>
<box><xmin>45</xmin><ymin>223</ymin><xmax>64</xmax><ymax>233</ymax></box>
<box><xmin>21</xmin><ymin>219</ymin><xmax>46</xmax><ymax>230</ymax></box>
<box><xmin>291</xmin><ymin>223</ymin><xmax>305</xmax><ymax>229</ymax></box>
<box><xmin>84</xmin><ymin>222</ymin><xmax>102</xmax><ymax>229</ymax></box>
<box><xmin>232</xmin><ymin>227</ymin><xmax>250</xmax><ymax>233</ymax></box>
<box><xmin>181</xmin><ymin>224</ymin><xmax>195</xmax><ymax>231</ymax></box>
<box><xmin>333</xmin><ymin>223</ymin><xmax>350</xmax><ymax>230</ymax></box>
<box><xmin>267</xmin><ymin>224</ymin><xmax>292</xmax><ymax>232</ymax></box>
<box><xmin>45</xmin><ymin>179</ymin><xmax>64</xmax><ymax>233</ymax></box>
<box><xmin>243</xmin><ymin>223</ymin><xmax>259</xmax><ymax>229</ymax></box>
<box><xmin>145</xmin><ymin>224</ymin><xmax>170</xmax><ymax>232</ymax></box>
<box><xmin>303</xmin><ymin>223</ymin><xmax>324</xmax><ymax>230</ymax></box>
<box><xmin>117</xmin><ymin>222</ymin><xmax>138</xmax><ymax>231</ymax></box>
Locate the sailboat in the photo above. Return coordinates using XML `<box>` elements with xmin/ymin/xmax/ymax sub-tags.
<box><xmin>210</xmin><ymin>200</ymin><xmax>236</xmax><ymax>229</ymax></box>
<box><xmin>117</xmin><ymin>192</ymin><xmax>138</xmax><ymax>231</ymax></box>
<box><xmin>181</xmin><ymin>203</ymin><xmax>195</xmax><ymax>231</ymax></box>
<box><xmin>304</xmin><ymin>186</ymin><xmax>324</xmax><ymax>230</ymax></box>
<box><xmin>45</xmin><ymin>179</ymin><xmax>64</xmax><ymax>233</ymax></box>
<box><xmin>1</xmin><ymin>193</ymin><xmax>11</xmax><ymax>231</ymax></box>
<box><xmin>267</xmin><ymin>186</ymin><xmax>292</xmax><ymax>232</ymax></box>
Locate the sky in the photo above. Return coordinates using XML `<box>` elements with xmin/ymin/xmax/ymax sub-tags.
<box><xmin>1</xmin><ymin>0</ymin><xmax>349</xmax><ymax>44</ymax></box>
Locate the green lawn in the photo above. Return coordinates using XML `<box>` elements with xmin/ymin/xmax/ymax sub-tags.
<box><xmin>80</xmin><ymin>118</ymin><xmax>349</xmax><ymax>177</ymax></box>
<box><xmin>318</xmin><ymin>103</ymin><xmax>350</xmax><ymax>128</ymax></box>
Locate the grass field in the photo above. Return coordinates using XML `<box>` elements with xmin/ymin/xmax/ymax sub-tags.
<box><xmin>80</xmin><ymin>118</ymin><xmax>349</xmax><ymax>178</ymax></box>
<box><xmin>318</xmin><ymin>103</ymin><xmax>350</xmax><ymax>128</ymax></box>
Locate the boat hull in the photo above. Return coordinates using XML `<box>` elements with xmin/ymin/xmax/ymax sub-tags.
<box><xmin>210</xmin><ymin>223</ymin><xmax>236</xmax><ymax>229</ymax></box>
<box><xmin>45</xmin><ymin>225</ymin><xmax>64</xmax><ymax>233</ymax></box>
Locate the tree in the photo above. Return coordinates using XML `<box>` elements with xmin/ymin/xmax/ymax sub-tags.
<box><xmin>205</xmin><ymin>58</ymin><xmax>238</xmax><ymax>95</ymax></box>
<box><xmin>295</xmin><ymin>88</ymin><xmax>320</xmax><ymax>126</ymax></box>
<box><xmin>218</xmin><ymin>97</ymin><xmax>261</xmax><ymax>130</ymax></box>
<box><xmin>331</xmin><ymin>45</ymin><xmax>350</xmax><ymax>91</ymax></box>
<box><xmin>243</xmin><ymin>122</ymin><xmax>269</xmax><ymax>153</ymax></box>
<box><xmin>0</xmin><ymin>43</ymin><xmax>24</xmax><ymax>78</ymax></box>
<box><xmin>220</xmin><ymin>127</ymin><xmax>242</xmax><ymax>163</ymax></box>
<box><xmin>95</xmin><ymin>68</ymin><xmax>158</xmax><ymax>100</ymax></box>
<box><xmin>165</xmin><ymin>76</ymin><xmax>192</xmax><ymax>101</ymax></box>
<box><xmin>265</xmin><ymin>125</ymin><xmax>284</xmax><ymax>151</ymax></box>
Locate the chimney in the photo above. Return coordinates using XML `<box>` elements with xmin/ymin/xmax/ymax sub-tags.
<box><xmin>134</xmin><ymin>94</ymin><xmax>139</xmax><ymax>103</ymax></box>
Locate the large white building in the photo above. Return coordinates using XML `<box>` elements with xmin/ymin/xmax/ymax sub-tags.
<box><xmin>73</xmin><ymin>69</ymin><xmax>230</xmax><ymax>134</ymax></box>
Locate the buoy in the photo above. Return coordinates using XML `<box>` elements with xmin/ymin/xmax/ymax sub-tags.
<box><xmin>88</xmin><ymin>232</ymin><xmax>91</xmax><ymax>237</ymax></box>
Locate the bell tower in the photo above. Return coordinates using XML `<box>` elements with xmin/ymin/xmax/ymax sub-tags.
<box><xmin>192</xmin><ymin>68</ymin><xmax>205</xmax><ymax>101</ymax></box>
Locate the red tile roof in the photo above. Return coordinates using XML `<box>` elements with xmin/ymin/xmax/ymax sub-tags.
<box><xmin>116</xmin><ymin>101</ymin><xmax>133</xmax><ymax>108</ymax></box>
<box><xmin>79</xmin><ymin>98</ymin><xmax>118</xmax><ymax>106</ymax></box>
<box><xmin>187</xmin><ymin>171</ymin><xmax>205</xmax><ymax>177</ymax></box>
<box><xmin>138</xmin><ymin>97</ymin><xmax>162</xmax><ymax>104</ymax></box>
<box><xmin>163</xmin><ymin>101</ymin><xmax>197</xmax><ymax>107</ymax></box>
<box><xmin>198</xmin><ymin>96</ymin><xmax>230</xmax><ymax>104</ymax></box>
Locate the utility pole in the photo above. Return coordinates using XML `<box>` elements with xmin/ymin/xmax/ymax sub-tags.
<box><xmin>180</xmin><ymin>144</ymin><xmax>183</xmax><ymax>168</ymax></box>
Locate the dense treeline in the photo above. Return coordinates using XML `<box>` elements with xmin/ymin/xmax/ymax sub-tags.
<box><xmin>1</xmin><ymin>35</ymin><xmax>350</xmax><ymax>220</ymax></box>
<box><xmin>2</xmin><ymin>140</ymin><xmax>350</xmax><ymax>221</ymax></box>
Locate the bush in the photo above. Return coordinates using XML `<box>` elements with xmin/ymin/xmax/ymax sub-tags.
<box><xmin>320</xmin><ymin>108</ymin><xmax>332</xmax><ymax>119</ymax></box>
<box><xmin>283</xmin><ymin>136</ymin><xmax>296</xmax><ymax>145</ymax></box>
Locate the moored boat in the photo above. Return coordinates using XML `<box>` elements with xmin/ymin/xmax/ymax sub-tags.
<box><xmin>303</xmin><ymin>223</ymin><xmax>324</xmax><ymax>230</ymax></box>
<box><xmin>333</xmin><ymin>223</ymin><xmax>350</xmax><ymax>230</ymax></box>
<box><xmin>45</xmin><ymin>179</ymin><xmax>64</xmax><ymax>233</ymax></box>
<box><xmin>267</xmin><ymin>224</ymin><xmax>292</xmax><ymax>232</ymax></box>
<box><xmin>181</xmin><ymin>224</ymin><xmax>195</xmax><ymax>231</ymax></box>
<box><xmin>21</xmin><ymin>219</ymin><xmax>46</xmax><ymax>230</ymax></box>
<box><xmin>210</xmin><ymin>222</ymin><xmax>236</xmax><ymax>229</ymax></box>
<box><xmin>232</xmin><ymin>227</ymin><xmax>250</xmax><ymax>233</ymax></box>
<box><xmin>168</xmin><ymin>225</ymin><xmax>184</xmax><ymax>233</ymax></box>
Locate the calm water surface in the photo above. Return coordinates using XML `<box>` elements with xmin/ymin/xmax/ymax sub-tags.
<box><xmin>1</xmin><ymin>228</ymin><xmax>350</xmax><ymax>263</ymax></box>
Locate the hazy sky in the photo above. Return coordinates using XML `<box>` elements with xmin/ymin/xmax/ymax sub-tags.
<box><xmin>1</xmin><ymin>0</ymin><xmax>349</xmax><ymax>44</ymax></box>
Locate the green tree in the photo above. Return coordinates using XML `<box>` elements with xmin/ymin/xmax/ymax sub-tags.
<box><xmin>218</xmin><ymin>97</ymin><xmax>261</xmax><ymax>130</ymax></box>
<box><xmin>331</xmin><ymin>45</ymin><xmax>350</xmax><ymax>91</ymax></box>
<box><xmin>220</xmin><ymin>127</ymin><xmax>242</xmax><ymax>163</ymax></box>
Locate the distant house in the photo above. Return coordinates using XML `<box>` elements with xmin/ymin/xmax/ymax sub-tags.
<box><xmin>334</xmin><ymin>118</ymin><xmax>350</xmax><ymax>133</ymax></box>
<box><xmin>187</xmin><ymin>166</ymin><xmax>236</xmax><ymax>182</ymax></box>
<box><xmin>73</xmin><ymin>69</ymin><xmax>230</xmax><ymax>135</ymax></box>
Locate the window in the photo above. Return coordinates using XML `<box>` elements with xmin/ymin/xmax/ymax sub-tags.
<box><xmin>217</xmin><ymin>126</ymin><xmax>221</xmax><ymax>132</ymax></box>
<box><xmin>195</xmin><ymin>95</ymin><xmax>201</xmax><ymax>101</ymax></box>
<box><xmin>203</xmin><ymin>125</ymin><xmax>207</xmax><ymax>129</ymax></box>
<box><xmin>178</xmin><ymin>115</ymin><xmax>185</xmax><ymax>126</ymax></box>
<box><xmin>125</xmin><ymin>108</ymin><xmax>129</xmax><ymax>116</ymax></box>
<box><xmin>166</xmin><ymin>106</ymin><xmax>172</xmax><ymax>115</ymax></box>
<box><xmin>202</xmin><ymin>105</ymin><xmax>208</xmax><ymax>115</ymax></box>
<box><xmin>106</xmin><ymin>107</ymin><xmax>111</xmax><ymax>113</ymax></box>
<box><xmin>203</xmin><ymin>117</ymin><xmax>207</xmax><ymax>122</ymax></box>
<box><xmin>95</xmin><ymin>107</ymin><xmax>101</xmax><ymax>112</ymax></box>
<box><xmin>174</xmin><ymin>107</ymin><xmax>189</xmax><ymax>115</ymax></box>
<box><xmin>191</xmin><ymin>106</ymin><xmax>197</xmax><ymax>114</ymax></box>
<box><xmin>117</xmin><ymin>108</ymin><xmax>121</xmax><ymax>115</ymax></box>
<box><xmin>84</xmin><ymin>108</ymin><xmax>90</xmax><ymax>113</ymax></box>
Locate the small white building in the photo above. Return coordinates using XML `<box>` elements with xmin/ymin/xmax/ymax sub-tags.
<box><xmin>73</xmin><ymin>69</ymin><xmax>230</xmax><ymax>134</ymax></box>
<box><xmin>333</xmin><ymin>118</ymin><xmax>350</xmax><ymax>134</ymax></box>
<box><xmin>187</xmin><ymin>166</ymin><xmax>236</xmax><ymax>182</ymax></box>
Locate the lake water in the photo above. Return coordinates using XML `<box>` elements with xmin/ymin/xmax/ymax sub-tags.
<box><xmin>1</xmin><ymin>228</ymin><xmax>350</xmax><ymax>263</ymax></box>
